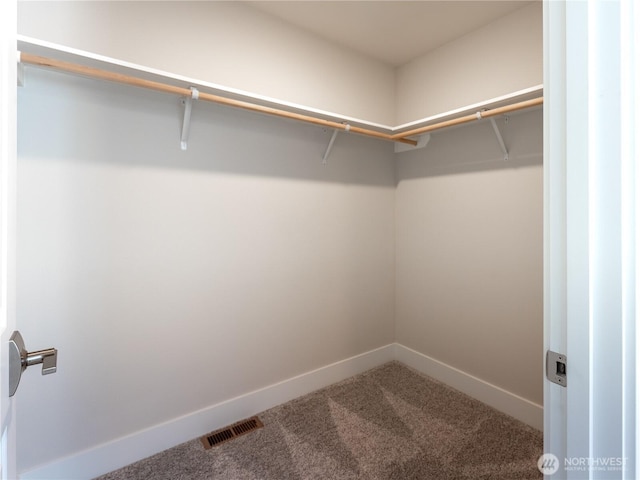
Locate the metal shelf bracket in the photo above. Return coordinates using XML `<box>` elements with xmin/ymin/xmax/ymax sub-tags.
<box><xmin>322</xmin><ymin>124</ymin><xmax>350</xmax><ymax>164</ymax></box>
<box><xmin>180</xmin><ymin>87</ymin><xmax>199</xmax><ymax>151</ymax></box>
<box><xmin>490</xmin><ymin>116</ymin><xmax>509</xmax><ymax>161</ymax></box>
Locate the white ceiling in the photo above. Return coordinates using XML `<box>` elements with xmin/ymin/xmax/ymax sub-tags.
<box><xmin>246</xmin><ymin>1</ymin><xmax>535</xmax><ymax>67</ymax></box>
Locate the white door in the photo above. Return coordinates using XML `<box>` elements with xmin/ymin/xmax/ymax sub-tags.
<box><xmin>0</xmin><ymin>0</ymin><xmax>18</xmax><ymax>478</ymax></box>
<box><xmin>544</xmin><ymin>1</ymin><xmax>639</xmax><ymax>479</ymax></box>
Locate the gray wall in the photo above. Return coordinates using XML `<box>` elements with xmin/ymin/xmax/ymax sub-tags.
<box><xmin>17</xmin><ymin>68</ymin><xmax>396</xmax><ymax>472</ymax></box>
<box><xmin>17</xmin><ymin>1</ymin><xmax>397</xmax><ymax>125</ymax></box>
<box><xmin>395</xmin><ymin>108</ymin><xmax>543</xmax><ymax>405</ymax></box>
<box><xmin>18</xmin><ymin>1</ymin><xmax>542</xmax><ymax>127</ymax></box>
<box><xmin>395</xmin><ymin>3</ymin><xmax>542</xmax><ymax>124</ymax></box>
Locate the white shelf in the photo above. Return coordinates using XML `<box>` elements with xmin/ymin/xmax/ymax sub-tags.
<box><xmin>17</xmin><ymin>35</ymin><xmax>394</xmax><ymax>133</ymax></box>
<box><xmin>17</xmin><ymin>35</ymin><xmax>543</xmax><ymax>137</ymax></box>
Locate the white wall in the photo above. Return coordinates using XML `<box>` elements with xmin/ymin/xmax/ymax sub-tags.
<box><xmin>395</xmin><ymin>108</ymin><xmax>543</xmax><ymax>406</ymax></box>
<box><xmin>395</xmin><ymin>2</ymin><xmax>542</xmax><ymax>125</ymax></box>
<box><xmin>17</xmin><ymin>1</ymin><xmax>397</xmax><ymax>126</ymax></box>
<box><xmin>16</xmin><ymin>67</ymin><xmax>396</xmax><ymax>474</ymax></box>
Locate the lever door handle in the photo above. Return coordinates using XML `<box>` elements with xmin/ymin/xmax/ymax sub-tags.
<box><xmin>25</xmin><ymin>348</ymin><xmax>58</xmax><ymax>375</ymax></box>
<box><xmin>8</xmin><ymin>331</ymin><xmax>58</xmax><ymax>397</ymax></box>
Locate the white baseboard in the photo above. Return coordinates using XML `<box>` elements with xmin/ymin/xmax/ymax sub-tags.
<box><xmin>394</xmin><ymin>343</ymin><xmax>543</xmax><ymax>431</ymax></box>
<box><xmin>20</xmin><ymin>344</ymin><xmax>396</xmax><ymax>480</ymax></box>
<box><xmin>21</xmin><ymin>342</ymin><xmax>542</xmax><ymax>479</ymax></box>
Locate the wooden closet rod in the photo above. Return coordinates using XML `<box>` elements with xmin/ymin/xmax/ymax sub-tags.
<box><xmin>18</xmin><ymin>52</ymin><xmax>418</xmax><ymax>146</ymax></box>
<box><xmin>392</xmin><ymin>97</ymin><xmax>543</xmax><ymax>140</ymax></box>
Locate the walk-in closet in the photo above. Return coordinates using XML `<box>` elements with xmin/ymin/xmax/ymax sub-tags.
<box><xmin>13</xmin><ymin>2</ymin><xmax>544</xmax><ymax>478</ymax></box>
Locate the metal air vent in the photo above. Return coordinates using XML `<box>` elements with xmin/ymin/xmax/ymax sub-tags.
<box><xmin>201</xmin><ymin>416</ymin><xmax>264</xmax><ymax>449</ymax></box>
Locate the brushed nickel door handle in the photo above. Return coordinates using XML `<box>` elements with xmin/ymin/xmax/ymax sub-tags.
<box><xmin>8</xmin><ymin>330</ymin><xmax>57</xmax><ymax>397</ymax></box>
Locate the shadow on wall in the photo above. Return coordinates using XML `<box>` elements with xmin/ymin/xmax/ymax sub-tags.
<box><xmin>394</xmin><ymin>107</ymin><xmax>543</xmax><ymax>183</ymax></box>
<box><xmin>17</xmin><ymin>67</ymin><xmax>395</xmax><ymax>187</ymax></box>
<box><xmin>18</xmin><ymin>67</ymin><xmax>542</xmax><ymax>187</ymax></box>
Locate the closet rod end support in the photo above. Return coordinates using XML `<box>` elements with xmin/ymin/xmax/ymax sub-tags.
<box><xmin>394</xmin><ymin>133</ymin><xmax>430</xmax><ymax>153</ymax></box>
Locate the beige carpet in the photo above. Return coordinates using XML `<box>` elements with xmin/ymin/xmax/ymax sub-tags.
<box><xmin>96</xmin><ymin>362</ymin><xmax>542</xmax><ymax>479</ymax></box>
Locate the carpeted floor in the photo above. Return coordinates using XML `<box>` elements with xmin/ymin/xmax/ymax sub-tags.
<box><xmin>96</xmin><ymin>362</ymin><xmax>543</xmax><ymax>479</ymax></box>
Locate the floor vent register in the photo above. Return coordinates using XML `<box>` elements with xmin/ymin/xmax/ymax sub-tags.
<box><xmin>200</xmin><ymin>416</ymin><xmax>264</xmax><ymax>449</ymax></box>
